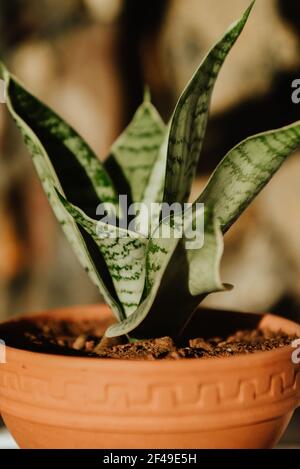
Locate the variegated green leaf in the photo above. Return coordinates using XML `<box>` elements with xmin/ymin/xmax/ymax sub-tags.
<box><xmin>0</xmin><ymin>64</ymin><xmax>118</xmax><ymax>215</ymax></box>
<box><xmin>106</xmin><ymin>90</ymin><xmax>166</xmax><ymax>203</ymax></box>
<box><xmin>106</xmin><ymin>206</ymin><xmax>224</xmax><ymax>338</ymax></box>
<box><xmin>0</xmin><ymin>63</ymin><xmax>124</xmax><ymax>321</ymax></box>
<box><xmin>57</xmin><ymin>192</ymin><xmax>148</xmax><ymax>317</ymax></box>
<box><xmin>197</xmin><ymin>121</ymin><xmax>300</xmax><ymax>233</ymax></box>
<box><xmin>141</xmin><ymin>125</ymin><xmax>170</xmax><ymax>206</ymax></box>
<box><xmin>163</xmin><ymin>2</ymin><xmax>254</xmax><ymax>205</ymax></box>
<box><xmin>132</xmin><ymin>129</ymin><xmax>170</xmax><ymax>237</ymax></box>
<box><xmin>186</xmin><ymin>208</ymin><xmax>224</xmax><ymax>296</ymax></box>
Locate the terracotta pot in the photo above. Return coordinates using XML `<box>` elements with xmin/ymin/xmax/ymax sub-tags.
<box><xmin>0</xmin><ymin>304</ymin><xmax>299</xmax><ymax>449</ymax></box>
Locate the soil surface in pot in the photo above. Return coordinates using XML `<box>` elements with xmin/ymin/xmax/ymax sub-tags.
<box><xmin>1</xmin><ymin>317</ymin><xmax>297</xmax><ymax>360</ymax></box>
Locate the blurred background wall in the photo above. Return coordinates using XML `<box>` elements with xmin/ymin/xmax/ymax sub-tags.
<box><xmin>0</xmin><ymin>0</ymin><xmax>299</xmax><ymax>445</ymax></box>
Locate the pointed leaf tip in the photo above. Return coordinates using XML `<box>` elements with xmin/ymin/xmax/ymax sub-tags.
<box><xmin>143</xmin><ymin>86</ymin><xmax>151</xmax><ymax>103</ymax></box>
<box><xmin>230</xmin><ymin>1</ymin><xmax>254</xmax><ymax>33</ymax></box>
<box><xmin>244</xmin><ymin>1</ymin><xmax>255</xmax><ymax>19</ymax></box>
<box><xmin>163</xmin><ymin>1</ymin><xmax>255</xmax><ymax>206</ymax></box>
<box><xmin>197</xmin><ymin>120</ymin><xmax>300</xmax><ymax>233</ymax></box>
<box><xmin>107</xmin><ymin>89</ymin><xmax>165</xmax><ymax>204</ymax></box>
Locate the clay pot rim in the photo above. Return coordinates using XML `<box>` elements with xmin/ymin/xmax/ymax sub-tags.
<box><xmin>2</xmin><ymin>303</ymin><xmax>300</xmax><ymax>370</ymax></box>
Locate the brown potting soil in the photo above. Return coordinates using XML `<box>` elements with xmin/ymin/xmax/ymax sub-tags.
<box><xmin>2</xmin><ymin>317</ymin><xmax>297</xmax><ymax>360</ymax></box>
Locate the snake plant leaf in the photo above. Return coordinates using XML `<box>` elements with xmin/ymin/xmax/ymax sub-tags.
<box><xmin>141</xmin><ymin>128</ymin><xmax>169</xmax><ymax>205</ymax></box>
<box><xmin>163</xmin><ymin>2</ymin><xmax>254</xmax><ymax>205</ymax></box>
<box><xmin>57</xmin><ymin>192</ymin><xmax>148</xmax><ymax>317</ymax></box>
<box><xmin>197</xmin><ymin>121</ymin><xmax>300</xmax><ymax>233</ymax></box>
<box><xmin>105</xmin><ymin>90</ymin><xmax>166</xmax><ymax>203</ymax></box>
<box><xmin>105</xmin><ymin>206</ymin><xmax>224</xmax><ymax>338</ymax></box>
<box><xmin>0</xmin><ymin>63</ymin><xmax>124</xmax><ymax>321</ymax></box>
<box><xmin>133</xmin><ymin>129</ymin><xmax>170</xmax><ymax>237</ymax></box>
<box><xmin>0</xmin><ymin>64</ymin><xmax>119</xmax><ymax>216</ymax></box>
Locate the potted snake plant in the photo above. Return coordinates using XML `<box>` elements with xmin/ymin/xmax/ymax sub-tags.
<box><xmin>0</xmin><ymin>2</ymin><xmax>299</xmax><ymax>449</ymax></box>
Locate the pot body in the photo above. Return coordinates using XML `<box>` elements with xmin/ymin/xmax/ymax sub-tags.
<box><xmin>0</xmin><ymin>304</ymin><xmax>299</xmax><ymax>449</ymax></box>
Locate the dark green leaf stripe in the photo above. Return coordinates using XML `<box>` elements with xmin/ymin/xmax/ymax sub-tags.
<box><xmin>197</xmin><ymin>121</ymin><xmax>300</xmax><ymax>233</ymax></box>
<box><xmin>107</xmin><ymin>92</ymin><xmax>166</xmax><ymax>203</ymax></box>
<box><xmin>163</xmin><ymin>2</ymin><xmax>254</xmax><ymax>205</ymax></box>
<box><xmin>57</xmin><ymin>192</ymin><xmax>148</xmax><ymax>317</ymax></box>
